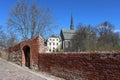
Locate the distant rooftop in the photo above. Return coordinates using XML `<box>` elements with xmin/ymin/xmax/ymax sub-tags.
<box><xmin>50</xmin><ymin>34</ymin><xmax>60</xmax><ymax>38</ymax></box>
<box><xmin>60</xmin><ymin>29</ymin><xmax>76</xmax><ymax>40</ymax></box>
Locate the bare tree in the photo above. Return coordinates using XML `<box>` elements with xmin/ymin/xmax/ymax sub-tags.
<box><xmin>6</xmin><ymin>32</ymin><xmax>19</xmax><ymax>47</ymax></box>
<box><xmin>0</xmin><ymin>26</ymin><xmax>5</xmax><ymax>50</ymax></box>
<box><xmin>0</xmin><ymin>26</ymin><xmax>18</xmax><ymax>50</ymax></box>
<box><xmin>96</xmin><ymin>21</ymin><xmax>120</xmax><ymax>51</ymax></box>
<box><xmin>70</xmin><ymin>21</ymin><xmax>120</xmax><ymax>52</ymax></box>
<box><xmin>7</xmin><ymin>0</ymin><xmax>54</xmax><ymax>40</ymax></box>
<box><xmin>70</xmin><ymin>24</ymin><xmax>97</xmax><ymax>52</ymax></box>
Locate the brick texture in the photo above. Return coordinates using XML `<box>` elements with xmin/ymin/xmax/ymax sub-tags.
<box><xmin>1</xmin><ymin>35</ymin><xmax>120</xmax><ymax>80</ymax></box>
<box><xmin>38</xmin><ymin>52</ymin><xmax>120</xmax><ymax>80</ymax></box>
<box><xmin>1</xmin><ymin>35</ymin><xmax>44</xmax><ymax>69</ymax></box>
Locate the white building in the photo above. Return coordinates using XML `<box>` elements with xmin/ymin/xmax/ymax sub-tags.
<box><xmin>45</xmin><ymin>35</ymin><xmax>61</xmax><ymax>52</ymax></box>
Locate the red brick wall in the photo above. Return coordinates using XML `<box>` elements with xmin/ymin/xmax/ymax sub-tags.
<box><xmin>20</xmin><ymin>35</ymin><xmax>44</xmax><ymax>69</ymax></box>
<box><xmin>4</xmin><ymin>43</ymin><xmax>21</xmax><ymax>52</ymax></box>
<box><xmin>1</xmin><ymin>35</ymin><xmax>44</xmax><ymax>69</ymax></box>
<box><xmin>38</xmin><ymin>52</ymin><xmax>120</xmax><ymax>80</ymax></box>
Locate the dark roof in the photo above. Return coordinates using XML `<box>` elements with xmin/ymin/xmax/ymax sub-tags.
<box><xmin>60</xmin><ymin>29</ymin><xmax>76</xmax><ymax>40</ymax></box>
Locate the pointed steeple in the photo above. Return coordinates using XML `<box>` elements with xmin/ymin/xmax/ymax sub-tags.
<box><xmin>70</xmin><ymin>14</ymin><xmax>74</xmax><ymax>30</ymax></box>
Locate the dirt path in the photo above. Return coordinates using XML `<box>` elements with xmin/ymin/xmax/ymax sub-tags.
<box><xmin>0</xmin><ymin>58</ymin><xmax>64</xmax><ymax>80</ymax></box>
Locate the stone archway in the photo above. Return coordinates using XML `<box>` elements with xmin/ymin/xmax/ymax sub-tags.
<box><xmin>23</xmin><ymin>46</ymin><xmax>30</xmax><ymax>68</ymax></box>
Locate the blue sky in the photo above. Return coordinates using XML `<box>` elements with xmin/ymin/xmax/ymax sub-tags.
<box><xmin>0</xmin><ymin>0</ymin><xmax>120</xmax><ymax>34</ymax></box>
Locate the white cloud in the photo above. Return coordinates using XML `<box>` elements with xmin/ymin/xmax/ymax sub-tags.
<box><xmin>114</xmin><ymin>30</ymin><xmax>120</xmax><ymax>33</ymax></box>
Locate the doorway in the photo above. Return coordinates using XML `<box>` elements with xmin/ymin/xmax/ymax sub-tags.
<box><xmin>23</xmin><ymin>46</ymin><xmax>30</xmax><ymax>68</ymax></box>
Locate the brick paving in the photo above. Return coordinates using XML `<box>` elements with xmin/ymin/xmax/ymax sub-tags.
<box><xmin>0</xmin><ymin>58</ymin><xmax>63</xmax><ymax>80</ymax></box>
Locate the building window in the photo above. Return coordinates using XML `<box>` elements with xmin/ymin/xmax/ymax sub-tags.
<box><xmin>56</xmin><ymin>43</ymin><xmax>58</xmax><ymax>45</ymax></box>
<box><xmin>49</xmin><ymin>43</ymin><xmax>51</xmax><ymax>45</ymax></box>
<box><xmin>53</xmin><ymin>47</ymin><xmax>55</xmax><ymax>52</ymax></box>
<box><xmin>53</xmin><ymin>39</ymin><xmax>55</xmax><ymax>41</ymax></box>
<box><xmin>49</xmin><ymin>49</ymin><xmax>51</xmax><ymax>52</ymax></box>
<box><xmin>65</xmin><ymin>41</ymin><xmax>70</xmax><ymax>48</ymax></box>
<box><xmin>53</xmin><ymin>43</ymin><xmax>55</xmax><ymax>45</ymax></box>
<box><xmin>68</xmin><ymin>41</ymin><xmax>71</xmax><ymax>47</ymax></box>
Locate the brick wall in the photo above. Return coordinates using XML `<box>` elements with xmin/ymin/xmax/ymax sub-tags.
<box><xmin>0</xmin><ymin>35</ymin><xmax>44</xmax><ymax>69</ymax></box>
<box><xmin>1</xmin><ymin>43</ymin><xmax>21</xmax><ymax>64</ymax></box>
<box><xmin>38</xmin><ymin>52</ymin><xmax>120</xmax><ymax>80</ymax></box>
<box><xmin>8</xmin><ymin>50</ymin><xmax>22</xmax><ymax>65</ymax></box>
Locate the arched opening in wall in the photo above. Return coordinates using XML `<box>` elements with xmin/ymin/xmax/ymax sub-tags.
<box><xmin>23</xmin><ymin>46</ymin><xmax>30</xmax><ymax>68</ymax></box>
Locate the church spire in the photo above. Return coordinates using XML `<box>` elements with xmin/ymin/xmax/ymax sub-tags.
<box><xmin>70</xmin><ymin>14</ymin><xmax>74</xmax><ymax>30</ymax></box>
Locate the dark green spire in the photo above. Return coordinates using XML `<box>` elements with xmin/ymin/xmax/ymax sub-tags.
<box><xmin>70</xmin><ymin>14</ymin><xmax>74</xmax><ymax>30</ymax></box>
